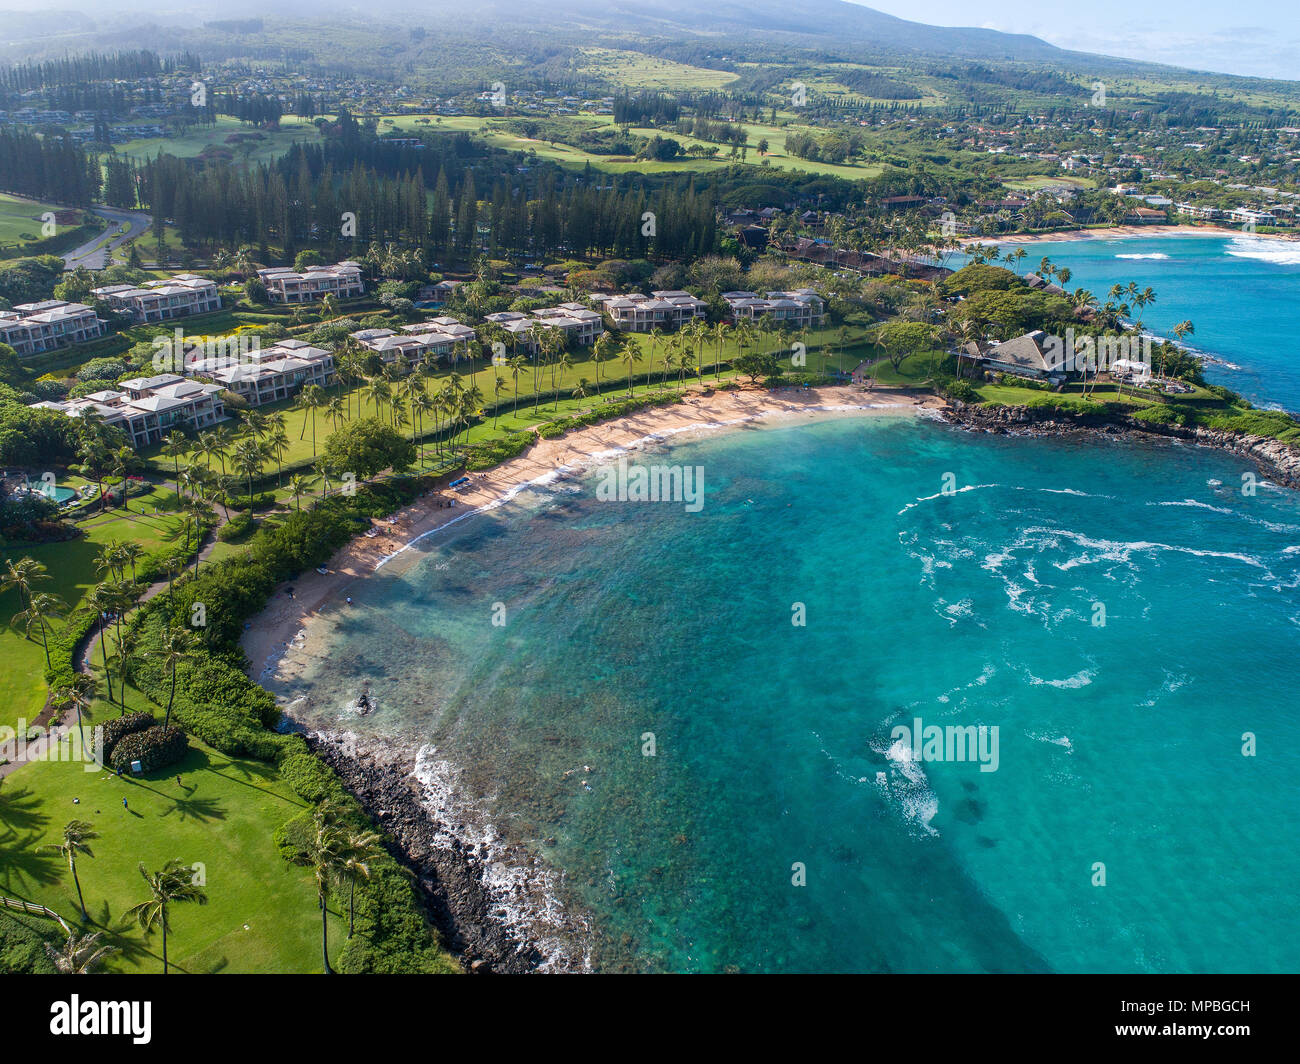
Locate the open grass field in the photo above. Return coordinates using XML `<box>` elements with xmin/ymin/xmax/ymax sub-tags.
<box><xmin>384</xmin><ymin>113</ymin><xmax>886</xmax><ymax>182</ymax></box>
<box><xmin>0</xmin><ymin>193</ymin><xmax>63</xmax><ymax>247</ymax></box>
<box><xmin>115</xmin><ymin>115</ymin><xmax>322</xmax><ymax>167</ymax></box>
<box><xmin>1002</xmin><ymin>175</ymin><xmax>1098</xmax><ymax>191</ymax></box>
<box><xmin>576</xmin><ymin>48</ymin><xmax>739</xmax><ymax>91</ymax></box>
<box><xmin>0</xmin><ymin>710</ymin><xmax>343</xmax><ymax>974</ymax></box>
<box><xmin>0</xmin><ymin>485</ymin><xmax>189</xmax><ymax>738</ymax></box>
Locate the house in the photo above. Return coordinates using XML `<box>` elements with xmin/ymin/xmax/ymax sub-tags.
<box><xmin>92</xmin><ymin>274</ymin><xmax>221</xmax><ymax>324</ymax></box>
<box><xmin>962</xmin><ymin>331</ymin><xmax>1068</xmax><ymax>384</ymax></box>
<box><xmin>30</xmin><ymin>374</ymin><xmax>225</xmax><ymax>449</ymax></box>
<box><xmin>592</xmin><ymin>291</ymin><xmax>707</xmax><ymax>333</ymax></box>
<box><xmin>0</xmin><ymin>301</ymin><xmax>107</xmax><ymax>356</ymax></box>
<box><xmin>722</xmin><ymin>290</ymin><xmax>825</xmax><ymax>328</ymax></box>
<box><xmin>257</xmin><ymin>262</ymin><xmax>365</xmax><ymax>303</ymax></box>
<box><xmin>188</xmin><ymin>339</ymin><xmax>335</xmax><ymax>407</ymax></box>
<box><xmin>1125</xmin><ymin>206</ymin><xmax>1168</xmax><ymax>225</ymax></box>
<box><xmin>416</xmin><ymin>280</ymin><xmax>461</xmax><ymax>307</ymax></box>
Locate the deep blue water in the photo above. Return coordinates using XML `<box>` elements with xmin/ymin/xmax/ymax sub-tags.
<box><xmin>1006</xmin><ymin>234</ymin><xmax>1300</xmax><ymax>413</ymax></box>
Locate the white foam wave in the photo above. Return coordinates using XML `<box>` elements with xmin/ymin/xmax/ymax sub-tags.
<box><xmin>1115</xmin><ymin>252</ymin><xmax>1169</xmax><ymax>260</ymax></box>
<box><xmin>1224</xmin><ymin>235</ymin><xmax>1300</xmax><ymax>266</ymax></box>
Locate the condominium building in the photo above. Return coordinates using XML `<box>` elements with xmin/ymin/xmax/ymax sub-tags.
<box><xmin>188</xmin><ymin>339</ymin><xmax>336</xmax><ymax>407</ymax></box>
<box><xmin>722</xmin><ymin>289</ymin><xmax>825</xmax><ymax>328</ymax></box>
<box><xmin>0</xmin><ymin>300</ymin><xmax>107</xmax><ymax>356</ymax></box>
<box><xmin>30</xmin><ymin>374</ymin><xmax>225</xmax><ymax>449</ymax></box>
<box><xmin>592</xmin><ymin>290</ymin><xmax>707</xmax><ymax>332</ymax></box>
<box><xmin>352</xmin><ymin>317</ymin><xmax>479</xmax><ymax>366</ymax></box>
<box><xmin>91</xmin><ymin>274</ymin><xmax>221</xmax><ymax>324</ymax></box>
<box><xmin>485</xmin><ymin>303</ymin><xmax>604</xmax><ymax>354</ymax></box>
<box><xmin>257</xmin><ymin>261</ymin><xmax>365</xmax><ymax>303</ymax></box>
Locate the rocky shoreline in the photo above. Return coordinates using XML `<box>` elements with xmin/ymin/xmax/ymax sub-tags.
<box><xmin>307</xmin><ymin>734</ymin><xmax>589</xmax><ymax>974</ymax></box>
<box><xmin>943</xmin><ymin>399</ymin><xmax>1300</xmax><ymax>491</ymax></box>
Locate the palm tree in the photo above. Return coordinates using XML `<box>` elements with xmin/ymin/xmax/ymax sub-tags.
<box><xmin>506</xmin><ymin>354</ymin><xmax>525</xmax><ymax>416</ymax></box>
<box><xmin>337</xmin><ymin>826</ymin><xmax>383</xmax><ymax>938</ymax></box>
<box><xmin>51</xmin><ymin>673</ymin><xmax>96</xmax><ymax>752</ymax></box>
<box><xmin>162</xmin><ymin>431</ymin><xmax>190</xmax><ymax>484</ymax></box>
<box><xmin>297</xmin><ymin>384</ymin><xmax>326</xmax><ymax>455</ymax></box>
<box><xmin>492</xmin><ymin>374</ymin><xmax>507</xmax><ymax>428</ymax></box>
<box><xmin>621</xmin><ymin>338</ymin><xmax>643</xmax><ymax>398</ymax></box>
<box><xmin>411</xmin><ymin>390</ymin><xmax>434</xmax><ymax>466</ymax></box>
<box><xmin>287</xmin><ymin>473</ymin><xmax>317</xmax><ymax>512</ymax></box>
<box><xmin>571</xmin><ymin>377</ymin><xmax>591</xmax><ymax>404</ymax></box>
<box><xmin>149</xmin><ymin>627</ymin><xmax>198</xmax><ymax>730</ymax></box>
<box><xmin>552</xmin><ymin>352</ymin><xmax>573</xmax><ymax>411</ymax></box>
<box><xmin>45</xmin><ymin>929</ymin><xmax>118</xmax><ymax>974</ymax></box>
<box><xmin>1167</xmin><ymin>320</ymin><xmax>1194</xmax><ymax>379</ymax></box>
<box><xmin>2</xmin><ymin>556</ymin><xmax>49</xmax><ymax>612</ymax></box>
<box><xmin>232</xmin><ymin>438</ymin><xmax>266</xmax><ymax>509</ymax></box>
<box><xmin>36</xmin><ymin>820</ymin><xmax>98</xmax><ymax>922</ymax></box>
<box><xmin>289</xmin><ymin>803</ymin><xmax>348</xmax><ymax>974</ymax></box>
<box><xmin>11</xmin><ymin>590</ymin><xmax>66</xmax><ymax>668</ymax></box>
<box><xmin>109</xmin><ymin>445</ymin><xmax>139</xmax><ymax>511</ymax></box>
<box><xmin>119</xmin><ymin>542</ymin><xmax>145</xmax><ymax>584</ymax></box>
<box><xmin>88</xmin><ymin>581</ymin><xmax>130</xmax><ymax>708</ymax></box>
<box><xmin>124</xmin><ymin>860</ymin><xmax>208</xmax><ymax>974</ymax></box>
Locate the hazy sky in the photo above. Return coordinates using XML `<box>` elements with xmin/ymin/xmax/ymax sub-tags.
<box><xmin>855</xmin><ymin>0</ymin><xmax>1300</xmax><ymax>80</ymax></box>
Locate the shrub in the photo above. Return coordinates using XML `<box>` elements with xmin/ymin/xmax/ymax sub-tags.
<box><xmin>109</xmin><ymin>725</ymin><xmax>189</xmax><ymax>773</ymax></box>
<box><xmin>279</xmin><ymin>752</ymin><xmax>336</xmax><ymax>803</ymax></box>
<box><xmin>96</xmin><ymin>711</ymin><xmax>155</xmax><ymax>761</ymax></box>
<box><xmin>1129</xmin><ymin>404</ymin><xmax>1185</xmax><ymax>426</ymax></box>
<box><xmin>218</xmin><ymin>513</ymin><xmax>256</xmax><ymax>541</ymax></box>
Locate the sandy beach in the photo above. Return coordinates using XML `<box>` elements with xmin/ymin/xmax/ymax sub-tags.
<box><xmin>962</xmin><ymin>223</ymin><xmax>1298</xmax><ymax>246</ymax></box>
<box><xmin>241</xmin><ymin>384</ymin><xmax>942</xmax><ymax>685</ymax></box>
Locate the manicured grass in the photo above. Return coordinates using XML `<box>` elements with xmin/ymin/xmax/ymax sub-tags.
<box><xmin>115</xmin><ymin>115</ymin><xmax>322</xmax><ymax>167</ymax></box>
<box><xmin>0</xmin><ymin>193</ymin><xmax>64</xmax><ymax>249</ymax></box>
<box><xmin>0</xmin><ymin>487</ymin><xmax>190</xmax><ymax>737</ymax></box>
<box><xmin>0</xmin><ymin>716</ymin><xmax>344</xmax><ymax>974</ymax></box>
<box><xmin>385</xmin><ymin>113</ymin><xmax>885</xmax><ymax>181</ymax></box>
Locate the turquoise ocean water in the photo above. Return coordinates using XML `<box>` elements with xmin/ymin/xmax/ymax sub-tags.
<box><xmin>280</xmin><ymin>415</ymin><xmax>1300</xmax><ymax>972</ymax></box>
<box><xmin>1001</xmin><ymin>233</ymin><xmax>1300</xmax><ymax>413</ymax></box>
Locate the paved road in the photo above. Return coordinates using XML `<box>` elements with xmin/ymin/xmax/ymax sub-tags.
<box><xmin>62</xmin><ymin>205</ymin><xmax>151</xmax><ymax>271</ymax></box>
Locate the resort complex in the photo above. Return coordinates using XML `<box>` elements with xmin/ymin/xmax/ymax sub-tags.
<box><xmin>0</xmin><ymin>0</ymin><xmax>1295</xmax><ymax>1015</ymax></box>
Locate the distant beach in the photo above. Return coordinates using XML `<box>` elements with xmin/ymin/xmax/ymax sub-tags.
<box><xmin>962</xmin><ymin>223</ymin><xmax>1300</xmax><ymax>246</ymax></box>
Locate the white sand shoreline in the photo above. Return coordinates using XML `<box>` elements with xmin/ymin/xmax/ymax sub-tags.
<box><xmin>241</xmin><ymin>384</ymin><xmax>941</xmax><ymax>687</ymax></box>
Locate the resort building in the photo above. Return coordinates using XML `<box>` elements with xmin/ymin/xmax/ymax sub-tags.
<box><xmin>722</xmin><ymin>290</ymin><xmax>826</xmax><ymax>329</ymax></box>
<box><xmin>593</xmin><ymin>291</ymin><xmax>708</xmax><ymax>333</ymax></box>
<box><xmin>257</xmin><ymin>262</ymin><xmax>365</xmax><ymax>303</ymax></box>
<box><xmin>961</xmin><ymin>331</ymin><xmax>1069</xmax><ymax>385</ymax></box>
<box><xmin>29</xmin><ymin>374</ymin><xmax>226</xmax><ymax>449</ymax></box>
<box><xmin>0</xmin><ymin>300</ymin><xmax>107</xmax><ymax>356</ymax></box>
<box><xmin>188</xmin><ymin>339</ymin><xmax>335</xmax><ymax>407</ymax></box>
<box><xmin>91</xmin><ymin>274</ymin><xmax>221</xmax><ymax>324</ymax></box>
<box><xmin>485</xmin><ymin>304</ymin><xmax>604</xmax><ymax>354</ymax></box>
<box><xmin>352</xmin><ymin>318</ymin><xmax>479</xmax><ymax>366</ymax></box>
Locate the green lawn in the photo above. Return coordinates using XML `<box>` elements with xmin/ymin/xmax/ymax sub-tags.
<box><xmin>385</xmin><ymin>113</ymin><xmax>885</xmax><ymax>181</ymax></box>
<box><xmin>0</xmin><ymin>193</ymin><xmax>64</xmax><ymax>248</ymax></box>
<box><xmin>0</xmin><ymin>486</ymin><xmax>190</xmax><ymax>738</ymax></box>
<box><xmin>0</xmin><ymin>717</ymin><xmax>343</xmax><ymax>974</ymax></box>
<box><xmin>115</xmin><ymin>115</ymin><xmax>322</xmax><ymax>167</ymax></box>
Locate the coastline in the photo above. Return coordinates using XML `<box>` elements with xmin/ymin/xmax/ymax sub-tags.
<box><xmin>240</xmin><ymin>384</ymin><xmax>938</xmax><ymax>683</ymax></box>
<box><xmin>961</xmin><ymin>223</ymin><xmax>1299</xmax><ymax>246</ymax></box>
<box><xmin>242</xmin><ymin>383</ymin><xmax>939</xmax><ymax>972</ymax></box>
